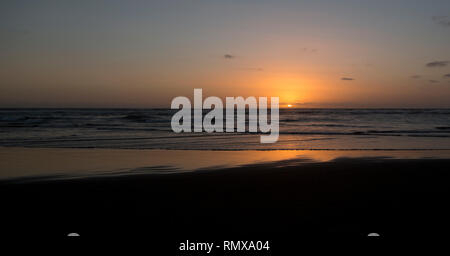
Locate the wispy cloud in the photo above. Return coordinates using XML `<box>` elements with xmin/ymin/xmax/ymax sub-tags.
<box><xmin>341</xmin><ymin>77</ymin><xmax>354</xmax><ymax>81</ymax></box>
<box><xmin>223</xmin><ymin>54</ymin><xmax>235</xmax><ymax>59</ymax></box>
<box><xmin>429</xmin><ymin>80</ymin><xmax>439</xmax><ymax>83</ymax></box>
<box><xmin>432</xmin><ymin>16</ymin><xmax>450</xmax><ymax>27</ymax></box>
<box><xmin>410</xmin><ymin>75</ymin><xmax>421</xmax><ymax>79</ymax></box>
<box><xmin>444</xmin><ymin>73</ymin><xmax>450</xmax><ymax>78</ymax></box>
<box><xmin>300</xmin><ymin>47</ymin><xmax>318</xmax><ymax>53</ymax></box>
<box><xmin>426</xmin><ymin>61</ymin><xmax>449</xmax><ymax>67</ymax></box>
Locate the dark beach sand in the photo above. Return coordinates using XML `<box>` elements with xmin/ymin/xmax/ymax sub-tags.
<box><xmin>1</xmin><ymin>157</ymin><xmax>450</xmax><ymax>250</ymax></box>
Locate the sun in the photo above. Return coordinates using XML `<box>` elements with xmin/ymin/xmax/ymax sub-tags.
<box><xmin>287</xmin><ymin>104</ymin><xmax>292</xmax><ymax>108</ymax></box>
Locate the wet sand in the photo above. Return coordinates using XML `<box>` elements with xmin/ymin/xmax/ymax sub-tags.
<box><xmin>1</xmin><ymin>156</ymin><xmax>450</xmax><ymax>250</ymax></box>
<box><xmin>2</xmin><ymin>147</ymin><xmax>450</xmax><ymax>179</ymax></box>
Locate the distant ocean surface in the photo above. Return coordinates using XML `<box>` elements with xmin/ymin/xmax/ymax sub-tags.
<box><xmin>1</xmin><ymin>108</ymin><xmax>450</xmax><ymax>150</ymax></box>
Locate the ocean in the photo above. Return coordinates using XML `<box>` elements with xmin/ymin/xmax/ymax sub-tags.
<box><xmin>2</xmin><ymin>109</ymin><xmax>450</xmax><ymax>241</ymax></box>
<box><xmin>1</xmin><ymin>108</ymin><xmax>450</xmax><ymax>150</ymax></box>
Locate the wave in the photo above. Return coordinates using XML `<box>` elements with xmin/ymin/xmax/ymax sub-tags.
<box><xmin>122</xmin><ymin>113</ymin><xmax>149</xmax><ymax>122</ymax></box>
<box><xmin>304</xmin><ymin>124</ymin><xmax>373</xmax><ymax>128</ymax></box>
<box><xmin>0</xmin><ymin>116</ymin><xmax>29</xmax><ymax>122</ymax></box>
<box><xmin>2</xmin><ymin>109</ymin><xmax>450</xmax><ymax>150</ymax></box>
<box><xmin>278</xmin><ymin>130</ymin><xmax>450</xmax><ymax>137</ymax></box>
<box><xmin>282</xmin><ymin>109</ymin><xmax>450</xmax><ymax>115</ymax></box>
<box><xmin>121</xmin><ymin>113</ymin><xmax>171</xmax><ymax>124</ymax></box>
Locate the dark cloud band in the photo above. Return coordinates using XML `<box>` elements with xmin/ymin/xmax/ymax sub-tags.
<box><xmin>432</xmin><ymin>16</ymin><xmax>450</xmax><ymax>27</ymax></box>
<box><xmin>426</xmin><ymin>61</ymin><xmax>449</xmax><ymax>67</ymax></box>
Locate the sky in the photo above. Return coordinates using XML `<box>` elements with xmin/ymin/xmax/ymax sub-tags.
<box><xmin>1</xmin><ymin>0</ymin><xmax>450</xmax><ymax>108</ymax></box>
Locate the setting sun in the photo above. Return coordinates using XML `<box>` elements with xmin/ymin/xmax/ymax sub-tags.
<box><xmin>287</xmin><ymin>104</ymin><xmax>292</xmax><ymax>108</ymax></box>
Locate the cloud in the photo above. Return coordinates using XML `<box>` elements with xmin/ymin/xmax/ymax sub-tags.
<box><xmin>444</xmin><ymin>73</ymin><xmax>450</xmax><ymax>78</ymax></box>
<box><xmin>223</xmin><ymin>54</ymin><xmax>235</xmax><ymax>59</ymax></box>
<box><xmin>426</xmin><ymin>61</ymin><xmax>449</xmax><ymax>67</ymax></box>
<box><xmin>341</xmin><ymin>77</ymin><xmax>354</xmax><ymax>81</ymax></box>
<box><xmin>410</xmin><ymin>75</ymin><xmax>421</xmax><ymax>79</ymax></box>
<box><xmin>300</xmin><ymin>47</ymin><xmax>318</xmax><ymax>53</ymax></box>
<box><xmin>432</xmin><ymin>16</ymin><xmax>450</xmax><ymax>27</ymax></box>
<box><xmin>428</xmin><ymin>80</ymin><xmax>439</xmax><ymax>83</ymax></box>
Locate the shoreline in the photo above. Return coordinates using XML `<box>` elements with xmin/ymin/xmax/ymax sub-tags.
<box><xmin>1</xmin><ymin>147</ymin><xmax>450</xmax><ymax>181</ymax></box>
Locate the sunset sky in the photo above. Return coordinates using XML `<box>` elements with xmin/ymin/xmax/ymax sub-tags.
<box><xmin>1</xmin><ymin>0</ymin><xmax>450</xmax><ymax>108</ymax></box>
